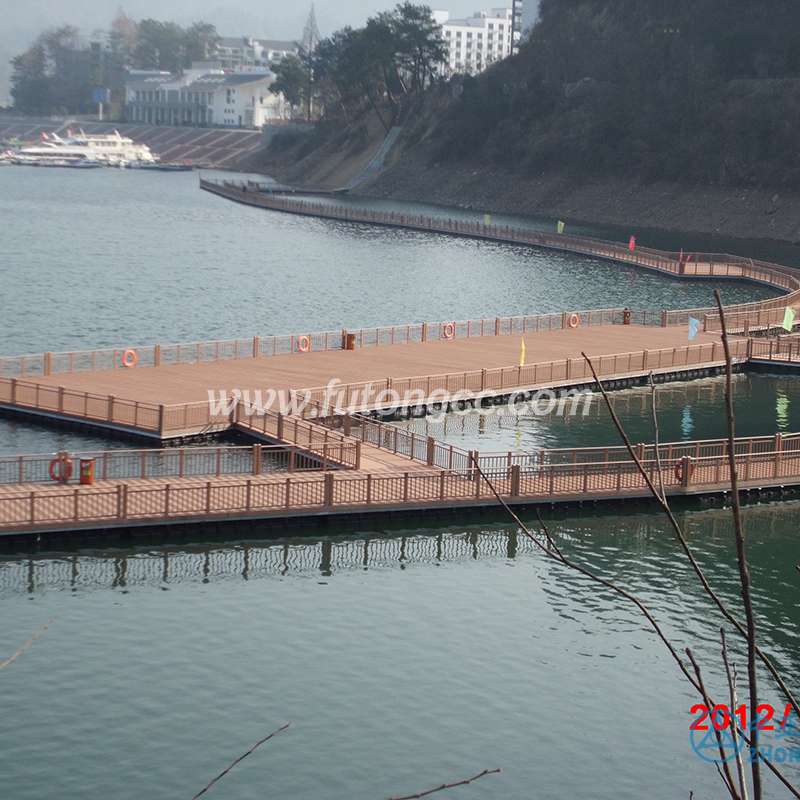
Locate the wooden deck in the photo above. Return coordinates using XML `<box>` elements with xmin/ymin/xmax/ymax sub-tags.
<box><xmin>2</xmin><ymin>209</ymin><xmax>800</xmax><ymax>537</ymax></box>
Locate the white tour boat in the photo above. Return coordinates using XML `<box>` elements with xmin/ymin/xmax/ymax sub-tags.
<box><xmin>13</xmin><ymin>129</ymin><xmax>157</xmax><ymax>167</ymax></box>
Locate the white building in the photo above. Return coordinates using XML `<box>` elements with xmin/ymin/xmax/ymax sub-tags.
<box><xmin>215</xmin><ymin>38</ymin><xmax>300</xmax><ymax>72</ymax></box>
<box><xmin>125</xmin><ymin>68</ymin><xmax>290</xmax><ymax>128</ymax></box>
<box><xmin>434</xmin><ymin>8</ymin><xmax>517</xmax><ymax>75</ymax></box>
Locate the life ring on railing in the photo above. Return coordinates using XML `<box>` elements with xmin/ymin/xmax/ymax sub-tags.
<box><xmin>568</xmin><ymin>314</ymin><xmax>580</xmax><ymax>329</ymax></box>
<box><xmin>122</xmin><ymin>349</ymin><xmax>137</xmax><ymax>368</ymax></box>
<box><xmin>49</xmin><ymin>458</ymin><xmax>73</xmax><ymax>482</ymax></box>
<box><xmin>443</xmin><ymin>323</ymin><xmax>455</xmax><ymax>339</ymax></box>
<box><xmin>298</xmin><ymin>336</ymin><xmax>310</xmax><ymax>353</ymax></box>
<box><xmin>674</xmin><ymin>460</ymin><xmax>695</xmax><ymax>483</ymax></box>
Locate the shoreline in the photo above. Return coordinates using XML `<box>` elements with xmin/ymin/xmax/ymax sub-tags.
<box><xmin>357</xmin><ymin>153</ymin><xmax>800</xmax><ymax>247</ymax></box>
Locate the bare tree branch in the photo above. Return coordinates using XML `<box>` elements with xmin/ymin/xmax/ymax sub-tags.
<box><xmin>0</xmin><ymin>621</ymin><xmax>53</xmax><ymax>673</ymax></box>
<box><xmin>191</xmin><ymin>723</ymin><xmax>291</xmax><ymax>799</ymax></box>
<box><xmin>649</xmin><ymin>372</ymin><xmax>668</xmax><ymax>504</ymax></box>
<box><xmin>469</xmin><ymin>452</ymin><xmax>701</xmax><ymax>692</ymax></box>
<box><xmin>388</xmin><ymin>768</ymin><xmax>501</xmax><ymax>800</ymax></box>
<box><xmin>721</xmin><ymin>629</ymin><xmax>749</xmax><ymax>800</ymax></box>
<box><xmin>714</xmin><ymin>288</ymin><xmax>762</xmax><ymax>800</ymax></box>
<box><xmin>686</xmin><ymin>647</ymin><xmax>740</xmax><ymax>799</ymax></box>
<box><xmin>582</xmin><ymin>351</ymin><xmax>800</xmax><ymax>722</ymax></box>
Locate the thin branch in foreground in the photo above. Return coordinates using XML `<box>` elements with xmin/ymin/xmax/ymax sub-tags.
<box><xmin>191</xmin><ymin>723</ymin><xmax>291</xmax><ymax>800</ymax></box>
<box><xmin>0</xmin><ymin>621</ymin><xmax>53</xmax><ymax>673</ymax></box>
<box><xmin>714</xmin><ymin>288</ymin><xmax>762</xmax><ymax>800</ymax></box>
<box><xmin>469</xmin><ymin>452</ymin><xmax>701</xmax><ymax>692</ymax></box>
<box><xmin>722</xmin><ymin>629</ymin><xmax>749</xmax><ymax>800</ymax></box>
<box><xmin>685</xmin><ymin>647</ymin><xmax>740</xmax><ymax>799</ymax></box>
<box><xmin>649</xmin><ymin>372</ymin><xmax>668</xmax><ymax>504</ymax></box>
<box><xmin>388</xmin><ymin>768</ymin><xmax>501</xmax><ymax>800</ymax></box>
<box><xmin>582</xmin><ymin>351</ymin><xmax>800</xmax><ymax>722</ymax></box>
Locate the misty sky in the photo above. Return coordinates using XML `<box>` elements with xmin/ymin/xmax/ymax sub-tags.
<box><xmin>0</xmin><ymin>1</ymin><xmax>538</xmax><ymax>104</ymax></box>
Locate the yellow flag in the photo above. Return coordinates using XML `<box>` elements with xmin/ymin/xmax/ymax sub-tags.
<box><xmin>484</xmin><ymin>214</ymin><xmax>491</xmax><ymax>226</ymax></box>
<box><xmin>557</xmin><ymin>221</ymin><xmax>565</xmax><ymax>234</ymax></box>
<box><xmin>520</xmin><ymin>337</ymin><xmax>526</xmax><ymax>367</ymax></box>
<box><xmin>783</xmin><ymin>307</ymin><xmax>797</xmax><ymax>331</ymax></box>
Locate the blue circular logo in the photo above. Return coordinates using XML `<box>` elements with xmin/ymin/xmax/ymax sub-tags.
<box><xmin>690</xmin><ymin>710</ymin><xmax>746</xmax><ymax>763</ymax></box>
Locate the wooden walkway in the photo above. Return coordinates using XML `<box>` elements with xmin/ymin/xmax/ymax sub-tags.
<box><xmin>2</xmin><ymin>205</ymin><xmax>800</xmax><ymax>535</ymax></box>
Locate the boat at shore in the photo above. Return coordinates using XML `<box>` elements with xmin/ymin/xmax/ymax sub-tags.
<box><xmin>11</xmin><ymin>129</ymin><xmax>156</xmax><ymax>167</ymax></box>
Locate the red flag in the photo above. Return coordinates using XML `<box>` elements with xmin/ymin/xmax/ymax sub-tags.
<box><xmin>629</xmin><ymin>236</ymin><xmax>636</xmax><ymax>250</ymax></box>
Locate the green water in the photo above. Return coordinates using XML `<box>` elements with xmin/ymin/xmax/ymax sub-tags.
<box><xmin>1</xmin><ymin>167</ymin><xmax>799</xmax><ymax>798</ymax></box>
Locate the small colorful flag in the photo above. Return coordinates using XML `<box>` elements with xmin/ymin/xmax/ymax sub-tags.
<box><xmin>629</xmin><ymin>236</ymin><xmax>636</xmax><ymax>251</ymax></box>
<box><xmin>688</xmin><ymin>317</ymin><xmax>700</xmax><ymax>340</ymax></box>
<box><xmin>557</xmin><ymin>220</ymin><xmax>565</xmax><ymax>234</ymax></box>
<box><xmin>520</xmin><ymin>338</ymin><xmax>526</xmax><ymax>367</ymax></box>
<box><xmin>783</xmin><ymin>307</ymin><xmax>796</xmax><ymax>332</ymax></box>
<box><xmin>484</xmin><ymin>214</ymin><xmax>491</xmax><ymax>226</ymax></box>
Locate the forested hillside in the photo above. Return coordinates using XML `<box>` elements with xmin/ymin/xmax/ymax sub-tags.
<box><xmin>431</xmin><ymin>0</ymin><xmax>800</xmax><ymax>190</ymax></box>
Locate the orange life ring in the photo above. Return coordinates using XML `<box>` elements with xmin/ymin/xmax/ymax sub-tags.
<box><xmin>49</xmin><ymin>458</ymin><xmax>73</xmax><ymax>482</ymax></box>
<box><xmin>122</xmin><ymin>349</ymin><xmax>137</xmax><ymax>368</ymax></box>
<box><xmin>674</xmin><ymin>460</ymin><xmax>695</xmax><ymax>483</ymax></box>
<box><xmin>443</xmin><ymin>323</ymin><xmax>455</xmax><ymax>339</ymax></box>
<box><xmin>568</xmin><ymin>314</ymin><xmax>579</xmax><ymax>329</ymax></box>
<box><xmin>298</xmin><ymin>336</ymin><xmax>311</xmax><ymax>352</ymax></box>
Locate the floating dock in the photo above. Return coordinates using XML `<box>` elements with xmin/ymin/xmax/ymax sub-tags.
<box><xmin>2</xmin><ymin>193</ymin><xmax>800</xmax><ymax>538</ymax></box>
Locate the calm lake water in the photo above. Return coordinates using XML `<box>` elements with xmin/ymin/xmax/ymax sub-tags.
<box><xmin>1</xmin><ymin>166</ymin><xmax>799</xmax><ymax>799</ymax></box>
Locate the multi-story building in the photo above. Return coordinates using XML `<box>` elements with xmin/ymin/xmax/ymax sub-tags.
<box><xmin>434</xmin><ymin>7</ymin><xmax>517</xmax><ymax>75</ymax></box>
<box><xmin>215</xmin><ymin>38</ymin><xmax>300</xmax><ymax>72</ymax></box>
<box><xmin>125</xmin><ymin>67</ymin><xmax>290</xmax><ymax>127</ymax></box>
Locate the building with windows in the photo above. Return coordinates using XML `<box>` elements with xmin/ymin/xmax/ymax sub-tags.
<box><xmin>125</xmin><ymin>68</ymin><xmax>290</xmax><ymax>127</ymax></box>
<box><xmin>434</xmin><ymin>8</ymin><xmax>517</xmax><ymax>75</ymax></box>
<box><xmin>215</xmin><ymin>38</ymin><xmax>300</xmax><ymax>72</ymax></box>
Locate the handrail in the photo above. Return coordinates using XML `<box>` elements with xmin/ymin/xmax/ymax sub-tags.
<box><xmin>3</xmin><ymin>443</ymin><xmax>800</xmax><ymax>532</ymax></box>
<box><xmin>1</xmin><ymin>181</ymin><xmax>798</xmax><ymax>380</ymax></box>
<box><xmin>300</xmin><ymin>338</ymin><xmax>748</xmax><ymax>419</ymax></box>
<box><xmin>0</xmin><ymin>443</ymin><xmax>354</xmax><ymax>486</ymax></box>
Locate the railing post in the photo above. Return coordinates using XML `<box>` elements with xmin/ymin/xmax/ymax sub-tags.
<box><xmin>154</xmin><ymin>344</ymin><xmax>161</xmax><ymax>367</ymax></box>
<box><xmin>108</xmin><ymin>395</ymin><xmax>115</xmax><ymax>423</ymax></box>
<box><xmin>324</xmin><ymin>472</ymin><xmax>334</xmax><ymax>507</ymax></box>
<box><xmin>355</xmin><ymin>441</ymin><xmax>361</xmax><ymax>470</ymax></box>
<box><xmin>495</xmin><ymin>317</ymin><xmax>501</xmax><ymax>336</ymax></box>
<box><xmin>510</xmin><ymin>464</ymin><xmax>521</xmax><ymax>497</ymax></box>
<box><xmin>774</xmin><ymin>434</ymin><xmax>783</xmax><ymax>478</ymax></box>
<box><xmin>277</xmin><ymin>413</ymin><xmax>284</xmax><ymax>441</ymax></box>
<box><xmin>10</xmin><ymin>378</ymin><xmax>16</xmax><ymax>405</ymax></box>
<box><xmin>681</xmin><ymin>456</ymin><xmax>693</xmax><ymax>488</ymax></box>
<box><xmin>421</xmin><ymin>322</ymin><xmax>428</xmax><ymax>342</ymax></box>
<box><xmin>427</xmin><ymin>436</ymin><xmax>435</xmax><ymax>466</ymax></box>
<box><xmin>58</xmin><ymin>386</ymin><xmax>65</xmax><ymax>414</ymax></box>
<box><xmin>290</xmin><ymin>446</ymin><xmax>296</xmax><ymax>473</ymax></box>
<box><xmin>158</xmin><ymin>405</ymin><xmax>166</xmax><ymax>437</ymax></box>
<box><xmin>44</xmin><ymin>352</ymin><xmax>52</xmax><ymax>376</ymax></box>
<box><xmin>253</xmin><ymin>337</ymin><xmax>259</xmax><ymax>358</ymax></box>
<box><xmin>343</xmin><ymin>413</ymin><xmax>351</xmax><ymax>437</ymax></box>
<box><xmin>253</xmin><ymin>443</ymin><xmax>262</xmax><ymax>475</ymax></box>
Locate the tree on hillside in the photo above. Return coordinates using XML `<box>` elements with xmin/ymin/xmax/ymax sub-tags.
<box><xmin>309</xmin><ymin>3</ymin><xmax>444</xmax><ymax>125</ymax></box>
<box><xmin>108</xmin><ymin>8</ymin><xmax>140</xmax><ymax>70</ymax></box>
<box><xmin>133</xmin><ymin>20</ymin><xmax>217</xmax><ymax>73</ymax></box>
<box><xmin>184</xmin><ymin>22</ymin><xmax>219</xmax><ymax>65</ymax></box>
<box><xmin>271</xmin><ymin>54</ymin><xmax>307</xmax><ymax>110</ymax></box>
<box><xmin>9</xmin><ymin>26</ymin><xmax>91</xmax><ymax>115</ymax></box>
<box><xmin>9</xmin><ymin>43</ymin><xmax>53</xmax><ymax>115</ymax></box>
<box><xmin>391</xmin><ymin>3</ymin><xmax>445</xmax><ymax>92</ymax></box>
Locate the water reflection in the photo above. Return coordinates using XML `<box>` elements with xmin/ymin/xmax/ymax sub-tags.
<box><xmin>392</xmin><ymin>373</ymin><xmax>800</xmax><ymax>452</ymax></box>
